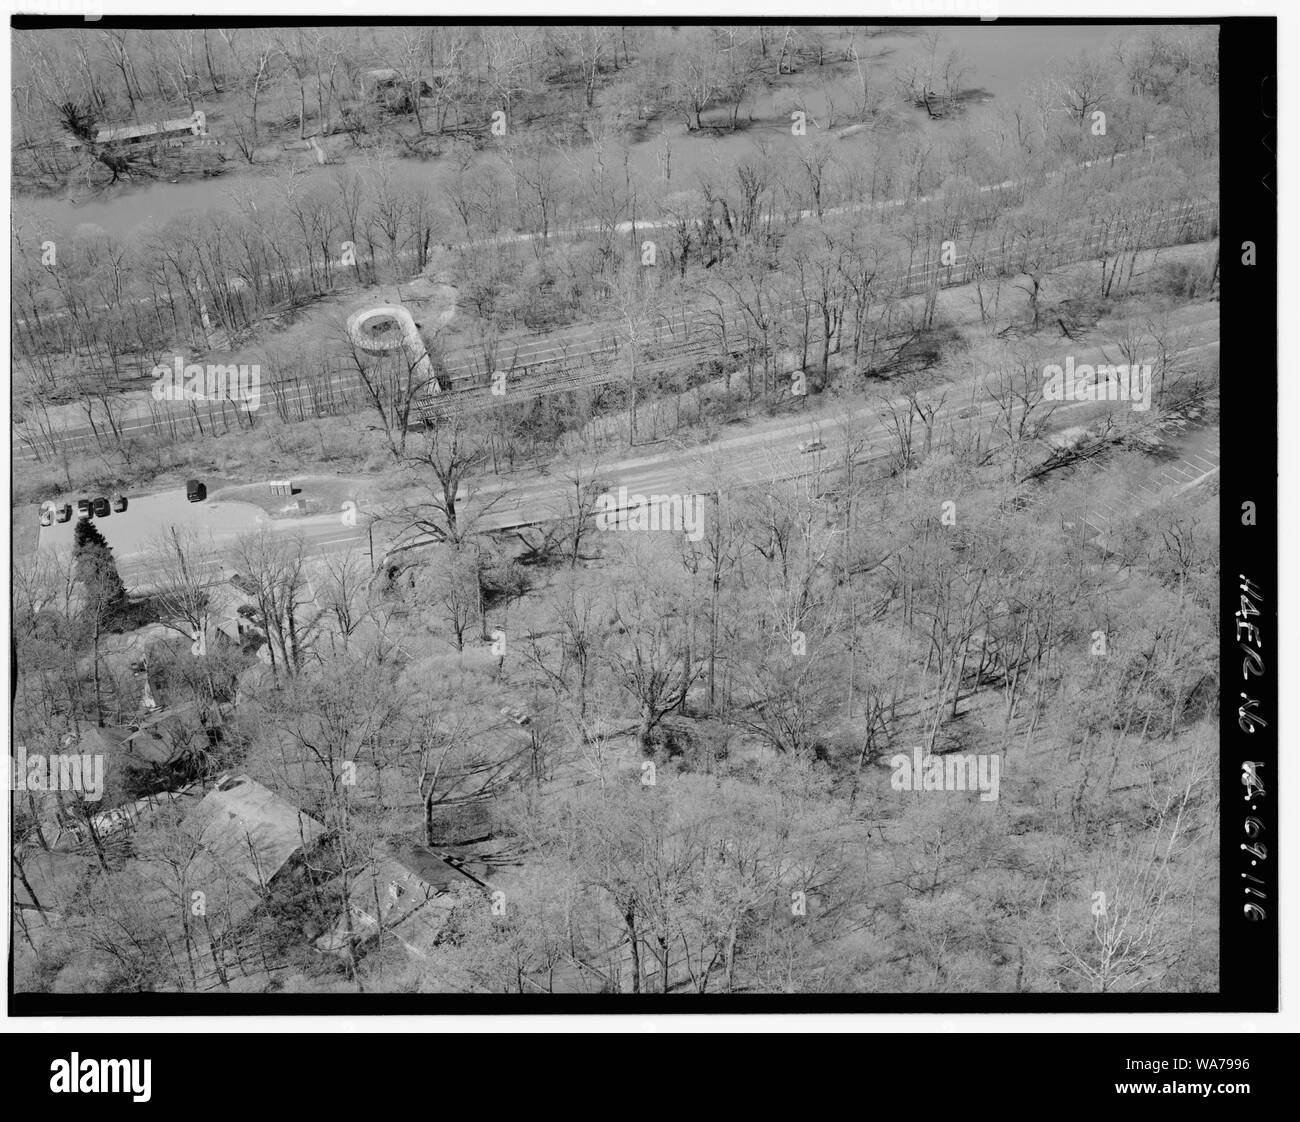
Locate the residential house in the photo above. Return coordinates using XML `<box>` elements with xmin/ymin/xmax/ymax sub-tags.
<box><xmin>176</xmin><ymin>774</ymin><xmax>327</xmax><ymax>927</ymax></box>
<box><xmin>317</xmin><ymin>843</ymin><xmax>486</xmax><ymax>961</ymax></box>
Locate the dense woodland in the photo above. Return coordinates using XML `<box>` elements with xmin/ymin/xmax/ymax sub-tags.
<box><xmin>11</xmin><ymin>24</ymin><xmax>1221</xmax><ymax>995</ymax></box>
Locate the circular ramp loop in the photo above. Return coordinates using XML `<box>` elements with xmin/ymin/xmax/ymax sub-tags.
<box><xmin>346</xmin><ymin>304</ymin><xmax>438</xmax><ymax>393</ymax></box>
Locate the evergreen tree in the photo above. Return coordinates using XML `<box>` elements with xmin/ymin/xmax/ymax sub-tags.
<box><xmin>73</xmin><ymin>518</ymin><xmax>128</xmax><ymax>622</ymax></box>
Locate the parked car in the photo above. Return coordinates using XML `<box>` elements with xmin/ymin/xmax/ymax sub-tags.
<box><xmin>92</xmin><ymin>497</ymin><xmax>111</xmax><ymax>518</ymax></box>
<box><xmin>186</xmin><ymin>479</ymin><xmax>206</xmax><ymax>503</ymax></box>
<box><xmin>39</xmin><ymin>501</ymin><xmax>56</xmax><ymax>527</ymax></box>
<box><xmin>112</xmin><ymin>494</ymin><xmax>128</xmax><ymax>513</ymax></box>
<box><xmin>76</xmin><ymin>499</ymin><xmax>91</xmax><ymax>519</ymax></box>
<box><xmin>798</xmin><ymin>439</ymin><xmax>827</xmax><ymax>455</ymax></box>
<box><xmin>55</xmin><ymin>503</ymin><xmax>73</xmax><ymax>523</ymax></box>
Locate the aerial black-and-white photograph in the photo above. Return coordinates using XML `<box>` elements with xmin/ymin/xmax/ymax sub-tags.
<box><xmin>9</xmin><ymin>11</ymin><xmax>1237</xmax><ymax>1005</ymax></box>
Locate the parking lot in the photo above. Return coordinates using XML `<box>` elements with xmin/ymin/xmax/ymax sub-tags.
<box><xmin>35</xmin><ymin>487</ymin><xmax>268</xmax><ymax>564</ymax></box>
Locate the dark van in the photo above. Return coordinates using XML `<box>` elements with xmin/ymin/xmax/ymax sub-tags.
<box><xmin>186</xmin><ymin>479</ymin><xmax>207</xmax><ymax>503</ymax></box>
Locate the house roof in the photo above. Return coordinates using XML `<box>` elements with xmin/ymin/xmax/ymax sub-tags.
<box><xmin>88</xmin><ymin>786</ymin><xmax>201</xmax><ymax>843</ymax></box>
<box><xmin>392</xmin><ymin>844</ymin><xmax>487</xmax><ymax>891</ymax></box>
<box><xmin>94</xmin><ymin>118</ymin><xmax>196</xmax><ymax>143</ymax></box>
<box><xmin>117</xmin><ymin>707</ymin><xmax>200</xmax><ymax>766</ymax></box>
<box><xmin>119</xmin><ymin>725</ymin><xmax>175</xmax><ymax>766</ymax></box>
<box><xmin>213</xmin><ymin>617</ymin><xmax>244</xmax><ymax>643</ymax></box>
<box><xmin>317</xmin><ymin>844</ymin><xmax>482</xmax><ymax>958</ymax></box>
<box><xmin>68</xmin><ymin>719</ymin><xmax>180</xmax><ymax>766</ymax></box>
<box><xmin>185</xmin><ymin>775</ymin><xmax>326</xmax><ymax>890</ymax></box>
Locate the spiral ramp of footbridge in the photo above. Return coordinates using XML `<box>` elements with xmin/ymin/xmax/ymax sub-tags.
<box><xmin>346</xmin><ymin>305</ymin><xmax>439</xmax><ymax>392</ymax></box>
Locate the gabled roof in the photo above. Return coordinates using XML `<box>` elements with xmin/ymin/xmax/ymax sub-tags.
<box><xmin>185</xmin><ymin>775</ymin><xmax>326</xmax><ymax>889</ymax></box>
<box><xmin>213</xmin><ymin>617</ymin><xmax>244</xmax><ymax>643</ymax></box>
<box><xmin>67</xmin><ymin>709</ymin><xmax>197</xmax><ymax>768</ymax></box>
<box><xmin>119</xmin><ymin>724</ymin><xmax>176</xmax><ymax>766</ymax></box>
<box><xmin>95</xmin><ymin>118</ymin><xmax>196</xmax><ymax>143</ymax></box>
<box><xmin>317</xmin><ymin>844</ymin><xmax>483</xmax><ymax>959</ymax></box>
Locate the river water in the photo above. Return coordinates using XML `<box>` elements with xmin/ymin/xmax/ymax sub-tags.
<box><xmin>13</xmin><ymin>23</ymin><xmax>1142</xmax><ymax>241</ymax></box>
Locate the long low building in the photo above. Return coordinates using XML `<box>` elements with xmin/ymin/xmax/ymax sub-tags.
<box><xmin>65</xmin><ymin>115</ymin><xmax>207</xmax><ymax>150</ymax></box>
